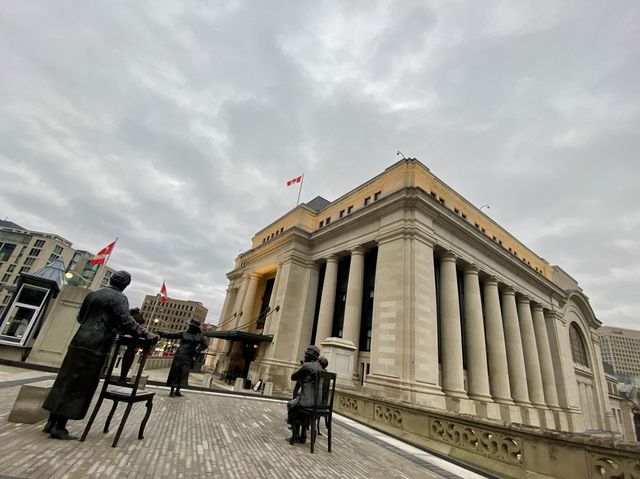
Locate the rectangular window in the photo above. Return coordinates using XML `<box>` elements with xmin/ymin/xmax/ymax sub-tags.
<box><xmin>454</xmin><ymin>208</ymin><xmax>460</xmax><ymax>214</ymax></box>
<box><xmin>53</xmin><ymin>245</ymin><xmax>63</xmax><ymax>254</ymax></box>
<box><xmin>374</xmin><ymin>191</ymin><xmax>381</xmax><ymax>201</ymax></box>
<box><xmin>7</xmin><ymin>265</ymin><xmax>15</xmax><ymax>273</ymax></box>
<box><xmin>0</xmin><ymin>284</ymin><xmax>49</xmax><ymax>345</ymax></box>
<box><xmin>29</xmin><ymin>248</ymin><xmax>41</xmax><ymax>257</ymax></box>
<box><xmin>19</xmin><ymin>267</ymin><xmax>30</xmax><ymax>273</ymax></box>
<box><xmin>339</xmin><ymin>210</ymin><xmax>345</xmax><ymax>218</ymax></box>
<box><xmin>319</xmin><ymin>220</ymin><xmax>324</xmax><ymax>228</ymax></box>
<box><xmin>49</xmin><ymin>253</ymin><xmax>59</xmax><ymax>262</ymax></box>
<box><xmin>364</xmin><ymin>196</ymin><xmax>371</xmax><ymax>206</ymax></box>
<box><xmin>461</xmin><ymin>213</ymin><xmax>467</xmax><ymax>220</ymax></box>
<box><xmin>439</xmin><ymin>198</ymin><xmax>445</xmax><ymax>205</ymax></box>
<box><xmin>2</xmin><ymin>274</ymin><xmax>10</xmax><ymax>283</ymax></box>
<box><xmin>0</xmin><ymin>243</ymin><xmax>17</xmax><ymax>262</ymax></box>
<box><xmin>347</xmin><ymin>205</ymin><xmax>353</xmax><ymax>214</ymax></box>
<box><xmin>325</xmin><ymin>217</ymin><xmax>331</xmax><ymax>225</ymax></box>
<box><xmin>34</xmin><ymin>239</ymin><xmax>46</xmax><ymax>248</ymax></box>
<box><xmin>24</xmin><ymin>257</ymin><xmax>35</xmax><ymax>266</ymax></box>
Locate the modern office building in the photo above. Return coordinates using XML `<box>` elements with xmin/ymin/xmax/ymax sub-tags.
<box><xmin>0</xmin><ymin>219</ymin><xmax>74</xmax><ymax>317</ymax></box>
<box><xmin>209</xmin><ymin>158</ymin><xmax>617</xmax><ymax>435</ymax></box>
<box><xmin>598</xmin><ymin>326</ymin><xmax>640</xmax><ymax>385</ymax></box>
<box><xmin>140</xmin><ymin>294</ymin><xmax>208</xmax><ymax>348</ymax></box>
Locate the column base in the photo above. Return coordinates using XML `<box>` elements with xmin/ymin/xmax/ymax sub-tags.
<box><xmin>538</xmin><ymin>408</ymin><xmax>555</xmax><ymax>429</ymax></box>
<box><xmin>364</xmin><ymin>374</ymin><xmax>446</xmax><ymax>410</ymax></box>
<box><xmin>472</xmin><ymin>399</ymin><xmax>502</xmax><ymax>421</ymax></box>
<box><xmin>551</xmin><ymin>408</ymin><xmax>570</xmax><ymax>431</ymax></box>
<box><xmin>321</xmin><ymin>337</ymin><xmax>358</xmax><ymax>389</ymax></box>
<box><xmin>520</xmin><ymin>406</ymin><xmax>541</xmax><ymax>427</ymax></box>
<box><xmin>498</xmin><ymin>403</ymin><xmax>522</xmax><ymax>424</ymax></box>
<box><xmin>444</xmin><ymin>395</ymin><xmax>476</xmax><ymax>415</ymax></box>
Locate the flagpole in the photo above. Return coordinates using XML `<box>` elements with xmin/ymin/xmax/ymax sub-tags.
<box><xmin>104</xmin><ymin>237</ymin><xmax>118</xmax><ymax>268</ymax></box>
<box><xmin>296</xmin><ymin>174</ymin><xmax>304</xmax><ymax>206</ymax></box>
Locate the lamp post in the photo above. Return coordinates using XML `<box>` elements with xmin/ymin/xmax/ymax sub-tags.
<box><xmin>479</xmin><ymin>204</ymin><xmax>490</xmax><ymax>212</ymax></box>
<box><xmin>64</xmin><ymin>271</ymin><xmax>92</xmax><ymax>287</ymax></box>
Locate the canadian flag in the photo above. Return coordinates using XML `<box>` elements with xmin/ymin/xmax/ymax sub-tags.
<box><xmin>287</xmin><ymin>175</ymin><xmax>302</xmax><ymax>186</ymax></box>
<box><xmin>90</xmin><ymin>240</ymin><xmax>116</xmax><ymax>265</ymax></box>
<box><xmin>159</xmin><ymin>281</ymin><xmax>168</xmax><ymax>303</ymax></box>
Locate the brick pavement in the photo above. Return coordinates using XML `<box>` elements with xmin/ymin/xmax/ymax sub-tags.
<box><xmin>0</xmin><ymin>367</ymin><xmax>487</xmax><ymax>479</ymax></box>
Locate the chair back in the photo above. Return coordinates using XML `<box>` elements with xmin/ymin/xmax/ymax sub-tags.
<box><xmin>312</xmin><ymin>371</ymin><xmax>337</xmax><ymax>413</ymax></box>
<box><xmin>101</xmin><ymin>335</ymin><xmax>153</xmax><ymax>398</ymax></box>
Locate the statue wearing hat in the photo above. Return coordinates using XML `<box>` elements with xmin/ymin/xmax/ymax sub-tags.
<box><xmin>287</xmin><ymin>345</ymin><xmax>323</xmax><ymax>444</ymax></box>
<box><xmin>42</xmin><ymin>271</ymin><xmax>158</xmax><ymax>440</ymax></box>
<box><xmin>159</xmin><ymin>319</ymin><xmax>207</xmax><ymax>397</ymax></box>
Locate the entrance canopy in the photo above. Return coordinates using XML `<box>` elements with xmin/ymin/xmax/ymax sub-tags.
<box><xmin>205</xmin><ymin>330</ymin><xmax>273</xmax><ymax>343</ymax></box>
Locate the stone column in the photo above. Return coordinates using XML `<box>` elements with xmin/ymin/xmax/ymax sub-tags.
<box><xmin>342</xmin><ymin>247</ymin><xmax>365</xmax><ymax>349</ymax></box>
<box><xmin>239</xmin><ymin>274</ymin><xmax>260</xmax><ymax>330</ymax></box>
<box><xmin>315</xmin><ymin>255</ymin><xmax>338</xmax><ymax>347</ymax></box>
<box><xmin>517</xmin><ymin>296</ymin><xmax>546</xmax><ymax>408</ymax></box>
<box><xmin>483</xmin><ymin>278</ymin><xmax>513</xmax><ymax>403</ymax></box>
<box><xmin>439</xmin><ymin>253</ymin><xmax>467</xmax><ymax>399</ymax></box>
<box><xmin>531</xmin><ymin>304</ymin><xmax>560</xmax><ymax>408</ymax></box>
<box><xmin>463</xmin><ymin>265</ymin><xmax>491</xmax><ymax>401</ymax></box>
<box><xmin>263</xmin><ymin>264</ymin><xmax>282</xmax><ymax>335</ymax></box>
<box><xmin>501</xmin><ymin>288</ymin><xmax>531</xmax><ymax>406</ymax></box>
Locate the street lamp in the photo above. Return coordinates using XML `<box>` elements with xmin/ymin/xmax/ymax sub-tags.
<box><xmin>479</xmin><ymin>204</ymin><xmax>490</xmax><ymax>211</ymax></box>
<box><xmin>64</xmin><ymin>271</ymin><xmax>91</xmax><ymax>288</ymax></box>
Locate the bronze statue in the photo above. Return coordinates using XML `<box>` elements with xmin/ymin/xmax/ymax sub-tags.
<box><xmin>159</xmin><ymin>319</ymin><xmax>206</xmax><ymax>397</ymax></box>
<box><xmin>42</xmin><ymin>271</ymin><xmax>158</xmax><ymax>440</ymax></box>
<box><xmin>287</xmin><ymin>345</ymin><xmax>323</xmax><ymax>444</ymax></box>
<box><xmin>118</xmin><ymin>307</ymin><xmax>146</xmax><ymax>381</ymax></box>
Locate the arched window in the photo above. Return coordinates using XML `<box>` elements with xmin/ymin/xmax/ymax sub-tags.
<box><xmin>569</xmin><ymin>323</ymin><xmax>589</xmax><ymax>367</ymax></box>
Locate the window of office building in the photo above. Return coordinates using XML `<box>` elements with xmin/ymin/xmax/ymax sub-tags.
<box><xmin>0</xmin><ymin>243</ymin><xmax>17</xmax><ymax>262</ymax></box>
<box><xmin>28</xmin><ymin>248</ymin><xmax>41</xmax><ymax>257</ymax></box>
<box><xmin>53</xmin><ymin>245</ymin><xmax>63</xmax><ymax>254</ymax></box>
<box><xmin>34</xmin><ymin>239</ymin><xmax>46</xmax><ymax>248</ymax></box>
<box><xmin>0</xmin><ymin>284</ymin><xmax>49</xmax><ymax>345</ymax></box>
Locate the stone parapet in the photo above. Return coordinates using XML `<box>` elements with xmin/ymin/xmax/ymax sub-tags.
<box><xmin>335</xmin><ymin>389</ymin><xmax>640</xmax><ymax>479</ymax></box>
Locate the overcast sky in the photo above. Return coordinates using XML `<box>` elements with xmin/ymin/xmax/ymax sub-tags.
<box><xmin>1</xmin><ymin>1</ymin><xmax>638</xmax><ymax>329</ymax></box>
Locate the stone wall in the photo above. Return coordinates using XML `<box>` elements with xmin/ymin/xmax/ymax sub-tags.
<box><xmin>335</xmin><ymin>389</ymin><xmax>640</xmax><ymax>479</ymax></box>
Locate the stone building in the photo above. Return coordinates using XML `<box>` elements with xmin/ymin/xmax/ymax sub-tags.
<box><xmin>209</xmin><ymin>158</ymin><xmax>617</xmax><ymax>435</ymax></box>
<box><xmin>140</xmin><ymin>294</ymin><xmax>208</xmax><ymax>349</ymax></box>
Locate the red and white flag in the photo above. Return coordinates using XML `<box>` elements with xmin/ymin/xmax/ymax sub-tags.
<box><xmin>159</xmin><ymin>281</ymin><xmax>168</xmax><ymax>303</ymax></box>
<box><xmin>287</xmin><ymin>175</ymin><xmax>302</xmax><ymax>187</ymax></box>
<box><xmin>90</xmin><ymin>240</ymin><xmax>116</xmax><ymax>265</ymax></box>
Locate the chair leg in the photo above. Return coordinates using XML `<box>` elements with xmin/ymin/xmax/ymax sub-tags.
<box><xmin>80</xmin><ymin>396</ymin><xmax>104</xmax><ymax>442</ymax></box>
<box><xmin>327</xmin><ymin>414</ymin><xmax>332</xmax><ymax>453</ymax></box>
<box><xmin>111</xmin><ymin>403</ymin><xmax>133</xmax><ymax>448</ymax></box>
<box><xmin>310</xmin><ymin>415</ymin><xmax>316</xmax><ymax>454</ymax></box>
<box><xmin>104</xmin><ymin>401</ymin><xmax>118</xmax><ymax>433</ymax></box>
<box><xmin>139</xmin><ymin>399</ymin><xmax>153</xmax><ymax>440</ymax></box>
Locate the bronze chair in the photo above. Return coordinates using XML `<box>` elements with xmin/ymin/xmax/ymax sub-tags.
<box><xmin>290</xmin><ymin>370</ymin><xmax>337</xmax><ymax>453</ymax></box>
<box><xmin>80</xmin><ymin>335</ymin><xmax>155</xmax><ymax>447</ymax></box>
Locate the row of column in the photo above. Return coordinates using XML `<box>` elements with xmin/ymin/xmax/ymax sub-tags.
<box><xmin>315</xmin><ymin>247</ymin><xmax>365</xmax><ymax>349</ymax></box>
<box><xmin>439</xmin><ymin>253</ymin><xmax>560</xmax><ymax>410</ymax></box>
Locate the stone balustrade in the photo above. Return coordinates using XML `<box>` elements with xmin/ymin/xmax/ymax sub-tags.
<box><xmin>335</xmin><ymin>389</ymin><xmax>640</xmax><ymax>479</ymax></box>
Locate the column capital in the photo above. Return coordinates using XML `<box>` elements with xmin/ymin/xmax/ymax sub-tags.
<box><xmin>349</xmin><ymin>246</ymin><xmax>365</xmax><ymax>256</ymax></box>
<box><xmin>463</xmin><ymin>264</ymin><xmax>479</xmax><ymax>275</ymax></box>
<box><xmin>248</xmin><ymin>272</ymin><xmax>261</xmax><ymax>280</ymax></box>
<box><xmin>516</xmin><ymin>295</ymin><xmax>531</xmax><ymax>305</ymax></box>
<box><xmin>440</xmin><ymin>251</ymin><xmax>457</xmax><ymax>263</ymax></box>
<box><xmin>531</xmin><ymin>303</ymin><xmax>544</xmax><ymax>313</ymax></box>
<box><xmin>501</xmin><ymin>286</ymin><xmax>516</xmax><ymax>296</ymax></box>
<box><xmin>325</xmin><ymin>254</ymin><xmax>339</xmax><ymax>264</ymax></box>
<box><xmin>483</xmin><ymin>276</ymin><xmax>499</xmax><ymax>287</ymax></box>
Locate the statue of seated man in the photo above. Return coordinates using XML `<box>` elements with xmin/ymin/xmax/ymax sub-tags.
<box><xmin>287</xmin><ymin>345</ymin><xmax>323</xmax><ymax>444</ymax></box>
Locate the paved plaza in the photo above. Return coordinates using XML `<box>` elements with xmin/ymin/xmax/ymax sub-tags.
<box><xmin>0</xmin><ymin>366</ymin><xmax>487</xmax><ymax>479</ymax></box>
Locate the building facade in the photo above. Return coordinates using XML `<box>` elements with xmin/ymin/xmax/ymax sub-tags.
<box><xmin>0</xmin><ymin>220</ymin><xmax>74</xmax><ymax>318</ymax></box>
<box><xmin>210</xmin><ymin>158</ymin><xmax>617</xmax><ymax>435</ymax></box>
<box><xmin>141</xmin><ymin>294</ymin><xmax>208</xmax><ymax>349</ymax></box>
<box><xmin>598</xmin><ymin>326</ymin><xmax>640</xmax><ymax>386</ymax></box>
